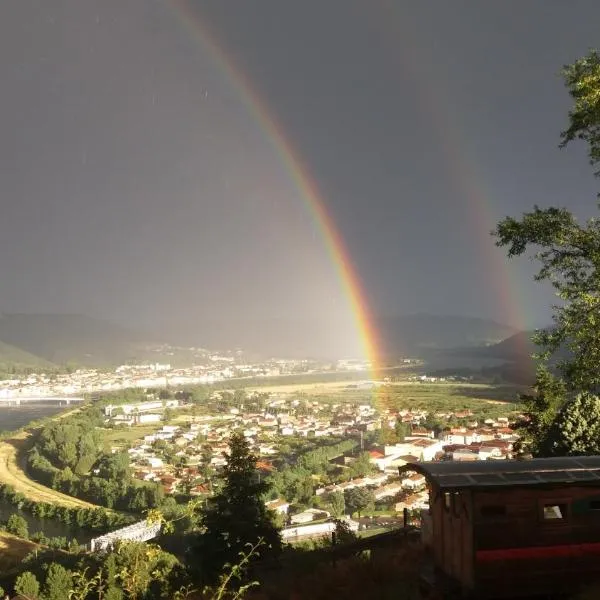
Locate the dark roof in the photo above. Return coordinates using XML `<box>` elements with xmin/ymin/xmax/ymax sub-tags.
<box><xmin>398</xmin><ymin>456</ymin><xmax>600</xmax><ymax>490</ymax></box>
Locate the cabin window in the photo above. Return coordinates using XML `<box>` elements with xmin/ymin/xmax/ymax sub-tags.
<box><xmin>444</xmin><ymin>493</ymin><xmax>451</xmax><ymax>510</ymax></box>
<box><xmin>543</xmin><ymin>503</ymin><xmax>567</xmax><ymax>520</ymax></box>
<box><xmin>481</xmin><ymin>505</ymin><xmax>507</xmax><ymax>518</ymax></box>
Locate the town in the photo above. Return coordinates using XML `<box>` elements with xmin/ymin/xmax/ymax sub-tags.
<box><xmin>98</xmin><ymin>380</ymin><xmax>519</xmax><ymax>539</ymax></box>
<box><xmin>0</xmin><ymin>354</ymin><xmax>376</xmax><ymax>399</ymax></box>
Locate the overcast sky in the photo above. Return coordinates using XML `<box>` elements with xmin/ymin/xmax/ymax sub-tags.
<box><xmin>1</xmin><ymin>1</ymin><xmax>599</xmax><ymax>348</ymax></box>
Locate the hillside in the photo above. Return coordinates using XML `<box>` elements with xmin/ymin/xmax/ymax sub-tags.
<box><xmin>0</xmin><ymin>340</ymin><xmax>56</xmax><ymax>372</ymax></box>
<box><xmin>158</xmin><ymin>313</ymin><xmax>518</xmax><ymax>359</ymax></box>
<box><xmin>375</xmin><ymin>314</ymin><xmax>517</xmax><ymax>357</ymax></box>
<box><xmin>0</xmin><ymin>314</ymin><xmax>157</xmax><ymax>368</ymax></box>
<box><xmin>0</xmin><ymin>312</ymin><xmax>522</xmax><ymax>368</ymax></box>
<box><xmin>442</xmin><ymin>330</ymin><xmax>537</xmax><ymax>363</ymax></box>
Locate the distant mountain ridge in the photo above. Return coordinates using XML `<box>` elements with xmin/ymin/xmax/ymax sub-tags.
<box><xmin>0</xmin><ymin>312</ymin><xmax>524</xmax><ymax>368</ymax></box>
<box><xmin>0</xmin><ymin>314</ymin><xmax>156</xmax><ymax>368</ymax></box>
<box><xmin>375</xmin><ymin>314</ymin><xmax>517</xmax><ymax>357</ymax></box>
<box><xmin>155</xmin><ymin>313</ymin><xmax>519</xmax><ymax>359</ymax></box>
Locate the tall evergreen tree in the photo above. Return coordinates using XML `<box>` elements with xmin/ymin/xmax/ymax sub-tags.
<box><xmin>191</xmin><ymin>432</ymin><xmax>281</xmax><ymax>584</ymax></box>
<box><xmin>42</xmin><ymin>563</ymin><xmax>73</xmax><ymax>600</ymax></box>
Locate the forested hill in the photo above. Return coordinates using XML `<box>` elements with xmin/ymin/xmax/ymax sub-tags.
<box><xmin>0</xmin><ymin>312</ymin><xmax>520</xmax><ymax>368</ymax></box>
<box><xmin>443</xmin><ymin>330</ymin><xmax>537</xmax><ymax>363</ymax></box>
<box><xmin>374</xmin><ymin>314</ymin><xmax>517</xmax><ymax>357</ymax></box>
<box><xmin>0</xmin><ymin>339</ymin><xmax>55</xmax><ymax>372</ymax></box>
<box><xmin>0</xmin><ymin>314</ymin><xmax>157</xmax><ymax>368</ymax></box>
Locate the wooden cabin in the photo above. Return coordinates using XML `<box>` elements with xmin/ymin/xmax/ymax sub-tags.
<box><xmin>401</xmin><ymin>457</ymin><xmax>600</xmax><ymax>598</ymax></box>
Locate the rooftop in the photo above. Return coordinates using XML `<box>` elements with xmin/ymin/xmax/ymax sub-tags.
<box><xmin>399</xmin><ymin>456</ymin><xmax>600</xmax><ymax>490</ymax></box>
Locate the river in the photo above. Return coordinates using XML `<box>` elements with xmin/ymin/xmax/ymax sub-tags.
<box><xmin>0</xmin><ymin>501</ymin><xmax>92</xmax><ymax>544</ymax></box>
<box><xmin>0</xmin><ymin>401</ymin><xmax>93</xmax><ymax>543</ymax></box>
<box><xmin>0</xmin><ymin>401</ymin><xmax>71</xmax><ymax>433</ymax></box>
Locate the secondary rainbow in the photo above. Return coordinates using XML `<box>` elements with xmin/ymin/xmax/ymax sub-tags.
<box><xmin>169</xmin><ymin>1</ymin><xmax>381</xmax><ymax>367</ymax></box>
<box><xmin>378</xmin><ymin>3</ymin><xmax>529</xmax><ymax>335</ymax></box>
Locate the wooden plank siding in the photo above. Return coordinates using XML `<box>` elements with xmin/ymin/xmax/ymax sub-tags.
<box><xmin>429</xmin><ymin>484</ymin><xmax>600</xmax><ymax>597</ymax></box>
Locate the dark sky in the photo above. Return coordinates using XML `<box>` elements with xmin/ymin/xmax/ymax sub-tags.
<box><xmin>1</xmin><ymin>1</ymin><xmax>599</xmax><ymax>351</ymax></box>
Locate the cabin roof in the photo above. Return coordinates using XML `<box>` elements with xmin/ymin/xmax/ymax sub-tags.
<box><xmin>399</xmin><ymin>456</ymin><xmax>600</xmax><ymax>490</ymax></box>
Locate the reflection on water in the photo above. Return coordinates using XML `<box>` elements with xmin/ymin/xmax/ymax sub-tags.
<box><xmin>0</xmin><ymin>500</ymin><xmax>91</xmax><ymax>543</ymax></box>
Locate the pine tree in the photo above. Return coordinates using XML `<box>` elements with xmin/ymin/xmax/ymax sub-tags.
<box><xmin>42</xmin><ymin>563</ymin><xmax>73</xmax><ymax>600</ymax></box>
<box><xmin>192</xmin><ymin>432</ymin><xmax>281</xmax><ymax>584</ymax></box>
<box><xmin>14</xmin><ymin>571</ymin><xmax>40</xmax><ymax>599</ymax></box>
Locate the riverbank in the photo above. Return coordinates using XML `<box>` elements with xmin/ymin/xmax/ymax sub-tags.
<box><xmin>0</xmin><ymin>530</ymin><xmax>41</xmax><ymax>571</ymax></box>
<box><xmin>0</xmin><ymin>431</ymin><xmax>95</xmax><ymax>508</ymax></box>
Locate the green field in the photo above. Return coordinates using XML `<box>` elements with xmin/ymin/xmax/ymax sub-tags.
<box><xmin>374</xmin><ymin>382</ymin><xmax>523</xmax><ymax>414</ymax></box>
<box><xmin>101</xmin><ymin>424</ymin><xmax>161</xmax><ymax>448</ymax></box>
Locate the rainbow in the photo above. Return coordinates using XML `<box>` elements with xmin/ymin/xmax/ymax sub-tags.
<box><xmin>169</xmin><ymin>1</ymin><xmax>381</xmax><ymax>367</ymax></box>
<box><xmin>376</xmin><ymin>4</ymin><xmax>529</xmax><ymax>335</ymax></box>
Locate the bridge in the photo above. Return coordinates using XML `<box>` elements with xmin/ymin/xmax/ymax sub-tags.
<box><xmin>88</xmin><ymin>520</ymin><xmax>162</xmax><ymax>552</ymax></box>
<box><xmin>0</xmin><ymin>396</ymin><xmax>85</xmax><ymax>406</ymax></box>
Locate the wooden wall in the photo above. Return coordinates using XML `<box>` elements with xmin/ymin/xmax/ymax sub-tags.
<box><xmin>430</xmin><ymin>486</ymin><xmax>474</xmax><ymax>590</ymax></box>
<box><xmin>473</xmin><ymin>485</ymin><xmax>600</xmax><ymax>597</ymax></box>
<box><xmin>430</xmin><ymin>484</ymin><xmax>600</xmax><ymax>597</ymax></box>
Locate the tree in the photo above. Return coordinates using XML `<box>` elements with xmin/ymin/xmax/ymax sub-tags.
<box><xmin>43</xmin><ymin>563</ymin><xmax>73</xmax><ymax>600</ymax></box>
<box><xmin>547</xmin><ymin>393</ymin><xmax>600</xmax><ymax>456</ymax></box>
<box><xmin>7</xmin><ymin>513</ymin><xmax>29</xmax><ymax>539</ymax></box>
<box><xmin>14</xmin><ymin>571</ymin><xmax>40</xmax><ymax>599</ymax></box>
<box><xmin>192</xmin><ymin>432</ymin><xmax>281</xmax><ymax>584</ymax></box>
<box><xmin>494</xmin><ymin>50</ymin><xmax>600</xmax><ymax>393</ymax></box>
<box><xmin>395</xmin><ymin>421</ymin><xmax>410</xmax><ymax>442</ymax></box>
<box><xmin>332</xmin><ymin>519</ymin><xmax>357</xmax><ymax>546</ymax></box>
<box><xmin>514</xmin><ymin>365</ymin><xmax>566</xmax><ymax>456</ymax></box>
<box><xmin>344</xmin><ymin>487</ymin><xmax>374</xmax><ymax>518</ymax></box>
<box><xmin>348</xmin><ymin>452</ymin><xmax>374</xmax><ymax>478</ymax></box>
<box><xmin>96</xmin><ymin>452</ymin><xmax>131</xmax><ymax>482</ymax></box>
<box><xmin>328</xmin><ymin>491</ymin><xmax>346</xmax><ymax>517</ymax></box>
<box><xmin>493</xmin><ymin>50</ymin><xmax>600</xmax><ymax>456</ymax></box>
<box><xmin>376</xmin><ymin>422</ymin><xmax>398</xmax><ymax>445</ymax></box>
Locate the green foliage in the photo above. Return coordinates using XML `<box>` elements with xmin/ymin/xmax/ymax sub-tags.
<box><xmin>200</xmin><ymin>539</ymin><xmax>262</xmax><ymax>600</ymax></box>
<box><xmin>43</xmin><ymin>562</ymin><xmax>73</xmax><ymax>600</ymax></box>
<box><xmin>395</xmin><ymin>421</ymin><xmax>410</xmax><ymax>442</ymax></box>
<box><xmin>7</xmin><ymin>513</ymin><xmax>29</xmax><ymax>539</ymax></box>
<box><xmin>28</xmin><ymin>407</ymin><xmax>162</xmax><ymax>513</ymax></box>
<box><xmin>328</xmin><ymin>491</ymin><xmax>345</xmax><ymax>517</ymax></box>
<box><xmin>377</xmin><ymin>422</ymin><xmax>399</xmax><ymax>445</ymax></box>
<box><xmin>267</xmin><ymin>439</ymin><xmax>358</xmax><ymax>503</ymax></box>
<box><xmin>14</xmin><ymin>570</ymin><xmax>40</xmax><ymax>599</ymax></box>
<box><xmin>514</xmin><ymin>365</ymin><xmax>566</xmax><ymax>456</ymax></box>
<box><xmin>332</xmin><ymin>519</ymin><xmax>357</xmax><ymax>546</ymax></box>
<box><xmin>494</xmin><ymin>204</ymin><xmax>600</xmax><ymax>390</ymax></box>
<box><xmin>192</xmin><ymin>433</ymin><xmax>281</xmax><ymax>585</ymax></box>
<box><xmin>348</xmin><ymin>452</ymin><xmax>375</xmax><ymax>479</ymax></box>
<box><xmin>344</xmin><ymin>487</ymin><xmax>375</xmax><ymax>518</ymax></box>
<box><xmin>560</xmin><ymin>50</ymin><xmax>600</xmax><ymax>172</ymax></box>
<box><xmin>114</xmin><ymin>541</ymin><xmax>179</xmax><ymax>600</ymax></box>
<box><xmin>494</xmin><ymin>50</ymin><xmax>600</xmax><ymax>393</ymax></box>
<box><xmin>547</xmin><ymin>392</ymin><xmax>600</xmax><ymax>456</ymax></box>
<box><xmin>494</xmin><ymin>50</ymin><xmax>600</xmax><ymax>457</ymax></box>
<box><xmin>0</xmin><ymin>482</ymin><xmax>133</xmax><ymax>533</ymax></box>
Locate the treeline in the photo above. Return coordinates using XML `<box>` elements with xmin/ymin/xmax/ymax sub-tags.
<box><xmin>27</xmin><ymin>406</ymin><xmax>164</xmax><ymax>513</ymax></box>
<box><xmin>0</xmin><ymin>483</ymin><xmax>131</xmax><ymax>532</ymax></box>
